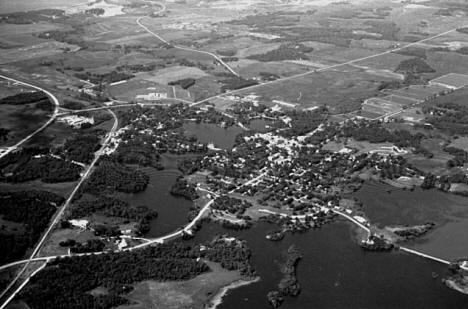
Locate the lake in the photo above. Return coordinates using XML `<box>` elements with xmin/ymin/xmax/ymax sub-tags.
<box><xmin>118</xmin><ymin>161</ymin><xmax>193</xmax><ymax>238</ymax></box>
<box><xmin>352</xmin><ymin>181</ymin><xmax>468</xmax><ymax>260</ymax></box>
<box><xmin>188</xmin><ymin>220</ymin><xmax>468</xmax><ymax>309</ymax></box>
<box><xmin>183</xmin><ymin>122</ymin><xmax>244</xmax><ymax>150</ymax></box>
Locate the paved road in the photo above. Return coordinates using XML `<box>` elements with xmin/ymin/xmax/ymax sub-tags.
<box><xmin>0</xmin><ymin>262</ymin><xmax>47</xmax><ymax>309</ymax></box>
<box><xmin>1</xmin><ymin>5</ymin><xmax>466</xmax><ymax>306</ymax></box>
<box><xmin>136</xmin><ymin>2</ymin><xmax>239</xmax><ymax>77</ymax></box>
<box><xmin>0</xmin><ymin>169</ymin><xmax>267</xmax><ymax>273</ymax></box>
<box><xmin>191</xmin><ymin>26</ymin><xmax>464</xmax><ymax>106</ymax></box>
<box><xmin>331</xmin><ymin>209</ymin><xmax>468</xmax><ymax>271</ymax></box>
<box><xmin>0</xmin><ymin>74</ymin><xmax>59</xmax><ymax>159</ymax></box>
<box><xmin>0</xmin><ymin>109</ymin><xmax>119</xmax><ymax>307</ymax></box>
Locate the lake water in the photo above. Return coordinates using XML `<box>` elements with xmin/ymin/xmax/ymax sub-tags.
<box><xmin>183</xmin><ymin>122</ymin><xmax>244</xmax><ymax>150</ymax></box>
<box><xmin>118</xmin><ymin>159</ymin><xmax>193</xmax><ymax>238</ymax></box>
<box><xmin>188</xmin><ymin>221</ymin><xmax>468</xmax><ymax>309</ymax></box>
<box><xmin>352</xmin><ymin>181</ymin><xmax>468</xmax><ymax>260</ymax></box>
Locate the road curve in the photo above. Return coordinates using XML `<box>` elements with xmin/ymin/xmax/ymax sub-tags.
<box><xmin>0</xmin><ymin>74</ymin><xmax>60</xmax><ymax>159</ymax></box>
<box><xmin>0</xmin><ymin>109</ymin><xmax>119</xmax><ymax>307</ymax></box>
<box><xmin>136</xmin><ymin>2</ymin><xmax>239</xmax><ymax>77</ymax></box>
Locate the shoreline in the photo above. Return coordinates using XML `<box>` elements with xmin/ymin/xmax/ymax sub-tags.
<box><xmin>206</xmin><ymin>276</ymin><xmax>261</xmax><ymax>309</ymax></box>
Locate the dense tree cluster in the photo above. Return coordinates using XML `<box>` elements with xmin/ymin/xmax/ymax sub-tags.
<box><xmin>83</xmin><ymin>159</ymin><xmax>149</xmax><ymax>194</ymax></box>
<box><xmin>20</xmin><ymin>243</ymin><xmax>209</xmax><ymax>309</ymax></box>
<box><xmin>0</xmin><ymin>9</ymin><xmax>65</xmax><ymax>24</ymax></box>
<box><xmin>0</xmin><ymin>91</ymin><xmax>48</xmax><ymax>105</ymax></box>
<box><xmin>228</xmin><ymin>101</ymin><xmax>269</xmax><ymax>125</ymax></box>
<box><xmin>116</xmin><ymin>63</ymin><xmax>158</xmax><ymax>73</ymax></box>
<box><xmin>341</xmin><ymin>120</ymin><xmax>431</xmax><ymax>156</ymax></box>
<box><xmin>212</xmin><ymin>196</ymin><xmax>253</xmax><ymax>215</ymax></box>
<box><xmin>62</xmin><ymin>100</ymin><xmax>86</xmax><ymax>110</ymax></box>
<box><xmin>0</xmin><ymin>190</ymin><xmax>64</xmax><ymax>264</ymax></box>
<box><xmin>201</xmin><ymin>236</ymin><xmax>256</xmax><ymax>277</ymax></box>
<box><xmin>60</xmin><ymin>239</ymin><xmax>106</xmax><ymax>254</ymax></box>
<box><xmin>119</xmin><ymin>104</ymin><xmax>234</xmax><ymax>128</ymax></box>
<box><xmin>74</xmin><ymin>71</ymin><xmax>134</xmax><ymax>84</ymax></box>
<box><xmin>168</xmin><ymin>78</ymin><xmax>196</xmax><ymax>89</ymax></box>
<box><xmin>375</xmin><ymin>156</ymin><xmax>417</xmax><ymax>180</ymax></box>
<box><xmin>444</xmin><ymin>146</ymin><xmax>468</xmax><ymax>167</ymax></box>
<box><xmin>220</xmin><ymin>77</ymin><xmax>258</xmax><ymax>92</ymax></box>
<box><xmin>1</xmin><ymin>155</ymin><xmax>81</xmax><ymax>183</ymax></box>
<box><xmin>395</xmin><ymin>57</ymin><xmax>435</xmax><ymax>74</ymax></box>
<box><xmin>69</xmin><ymin>196</ymin><xmax>157</xmax><ymax>235</ymax></box>
<box><xmin>37</xmin><ymin>28</ymin><xmax>86</xmax><ymax>47</ymax></box>
<box><xmin>279</xmin><ymin>108</ymin><xmax>328</xmax><ymax>137</ymax></box>
<box><xmin>178</xmin><ymin>156</ymin><xmax>203</xmax><ymax>175</ymax></box>
<box><xmin>170</xmin><ymin>177</ymin><xmax>199</xmax><ymax>200</ymax></box>
<box><xmin>36</xmin><ymin>99</ymin><xmax>54</xmax><ymax>111</ymax></box>
<box><xmin>60</xmin><ymin>133</ymin><xmax>101</xmax><ymax>163</ymax></box>
<box><xmin>20</xmin><ymin>238</ymin><xmax>255</xmax><ymax>309</ymax></box>
<box><xmin>0</xmin><ymin>147</ymin><xmax>47</xmax><ymax>168</ymax></box>
<box><xmin>0</xmin><ymin>127</ymin><xmax>10</xmax><ymax>142</ymax></box>
<box><xmin>422</xmin><ymin>171</ymin><xmax>468</xmax><ymax>190</ymax></box>
<box><xmin>267</xmin><ymin>245</ymin><xmax>302</xmax><ymax>308</ymax></box>
<box><xmin>112</xmin><ymin>139</ymin><xmax>162</xmax><ymax>168</ymax></box>
<box><xmin>394</xmin><ymin>47</ymin><xmax>427</xmax><ymax>59</ymax></box>
<box><xmin>423</xmin><ymin>102</ymin><xmax>468</xmax><ymax>135</ymax></box>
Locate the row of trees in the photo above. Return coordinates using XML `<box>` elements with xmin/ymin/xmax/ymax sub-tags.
<box><xmin>168</xmin><ymin>78</ymin><xmax>196</xmax><ymax>89</ymax></box>
<box><xmin>0</xmin><ymin>91</ymin><xmax>48</xmax><ymax>105</ymax></box>
<box><xmin>74</xmin><ymin>71</ymin><xmax>134</xmax><ymax>84</ymax></box>
<box><xmin>220</xmin><ymin>77</ymin><xmax>258</xmax><ymax>92</ymax></box>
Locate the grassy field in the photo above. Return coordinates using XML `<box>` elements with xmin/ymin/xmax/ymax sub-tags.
<box><xmin>117</xmin><ymin>261</ymin><xmax>243</xmax><ymax>309</ymax></box>
<box><xmin>236</xmin><ymin>66</ymin><xmax>393</xmax><ymax>113</ymax></box>
<box><xmin>139</xmin><ymin>66</ymin><xmax>208</xmax><ymax>84</ymax></box>
<box><xmin>0</xmin><ymin>104</ymin><xmax>51</xmax><ymax>147</ymax></box>
<box><xmin>0</xmin><ymin>0</ymin><xmax>89</xmax><ymax>13</ymax></box>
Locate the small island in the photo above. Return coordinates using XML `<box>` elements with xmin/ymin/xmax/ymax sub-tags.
<box><xmin>267</xmin><ymin>245</ymin><xmax>302</xmax><ymax>308</ymax></box>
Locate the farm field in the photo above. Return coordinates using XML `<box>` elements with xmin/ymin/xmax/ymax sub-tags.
<box><xmin>2</xmin><ymin>1</ymin><xmax>468</xmax><ymax>309</ymax></box>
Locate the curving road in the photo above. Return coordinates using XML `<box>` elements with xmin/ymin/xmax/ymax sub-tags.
<box><xmin>0</xmin><ymin>74</ymin><xmax>60</xmax><ymax>159</ymax></box>
<box><xmin>0</xmin><ymin>2</ymin><xmax>466</xmax><ymax>306</ymax></box>
<box><xmin>0</xmin><ymin>109</ymin><xmax>119</xmax><ymax>308</ymax></box>
<box><xmin>136</xmin><ymin>2</ymin><xmax>239</xmax><ymax>77</ymax></box>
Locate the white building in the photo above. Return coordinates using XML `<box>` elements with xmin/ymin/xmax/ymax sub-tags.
<box><xmin>58</xmin><ymin>115</ymin><xmax>94</xmax><ymax>128</ymax></box>
<box><xmin>136</xmin><ymin>92</ymin><xmax>168</xmax><ymax>101</ymax></box>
